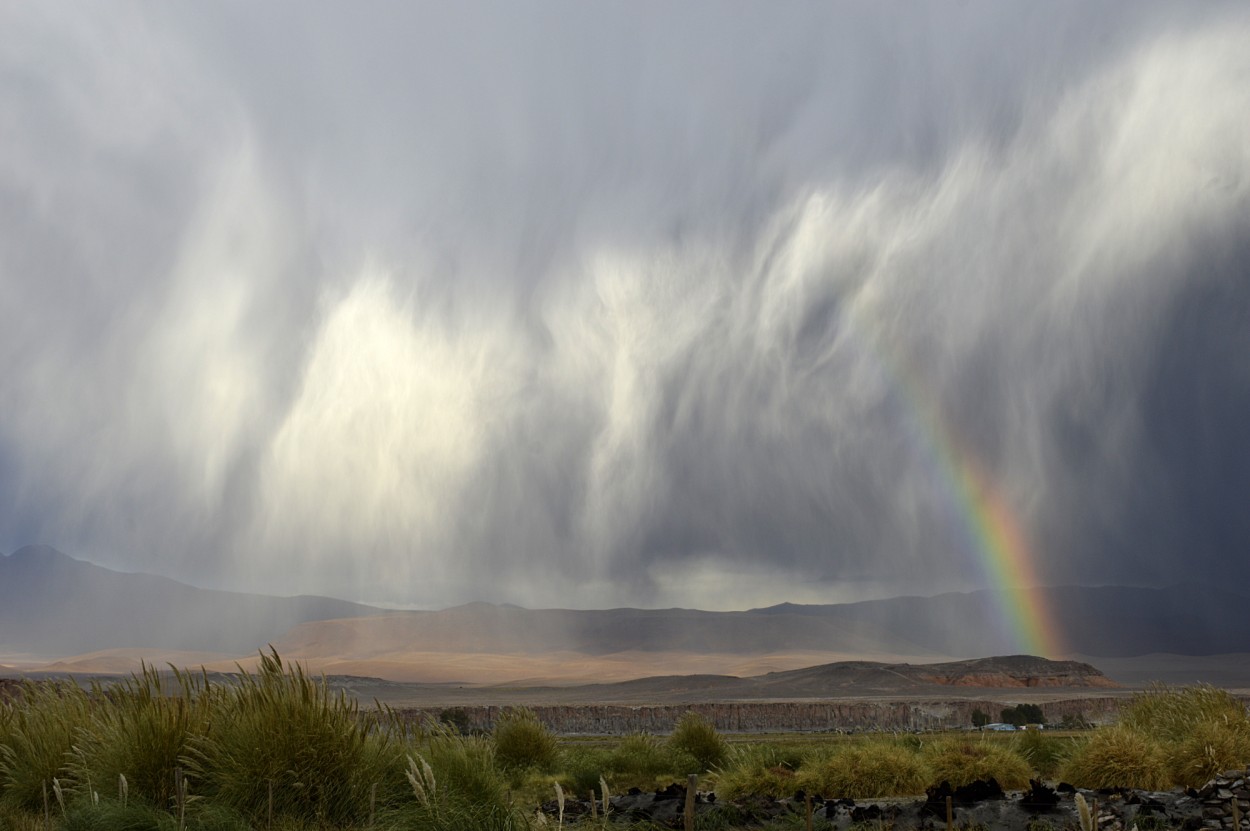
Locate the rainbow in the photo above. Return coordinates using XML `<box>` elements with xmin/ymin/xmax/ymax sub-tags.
<box><xmin>849</xmin><ymin>317</ymin><xmax>1064</xmax><ymax>657</ymax></box>
<box><xmin>934</xmin><ymin>437</ymin><xmax>1064</xmax><ymax>658</ymax></box>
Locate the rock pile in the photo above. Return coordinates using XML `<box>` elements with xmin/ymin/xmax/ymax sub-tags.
<box><xmin>1196</xmin><ymin>770</ymin><xmax>1250</xmax><ymax>830</ymax></box>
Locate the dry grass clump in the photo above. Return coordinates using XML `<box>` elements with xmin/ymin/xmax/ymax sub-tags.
<box><xmin>923</xmin><ymin>736</ymin><xmax>1032</xmax><ymax>790</ymax></box>
<box><xmin>1059</xmin><ymin>724</ymin><xmax>1170</xmax><ymax>790</ymax></box>
<box><xmin>797</xmin><ymin>740</ymin><xmax>929</xmax><ymax>798</ymax></box>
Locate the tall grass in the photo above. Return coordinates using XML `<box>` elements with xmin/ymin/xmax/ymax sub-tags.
<box><xmin>69</xmin><ymin>664</ymin><xmax>219</xmax><ymax>809</ymax></box>
<box><xmin>0</xmin><ymin>679</ymin><xmax>92</xmax><ymax>813</ymax></box>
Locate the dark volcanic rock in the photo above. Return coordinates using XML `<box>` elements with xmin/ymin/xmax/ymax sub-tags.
<box><xmin>1019</xmin><ymin>779</ymin><xmax>1060</xmax><ymax>811</ymax></box>
<box><xmin>558</xmin><ymin>770</ymin><xmax>1250</xmax><ymax>830</ymax></box>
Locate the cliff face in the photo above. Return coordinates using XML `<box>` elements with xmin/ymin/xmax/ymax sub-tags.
<box><xmin>914</xmin><ymin>657</ymin><xmax>1120</xmax><ymax>688</ymax></box>
<box><xmin>399</xmin><ymin>697</ymin><xmax>1124</xmax><ymax>735</ymax></box>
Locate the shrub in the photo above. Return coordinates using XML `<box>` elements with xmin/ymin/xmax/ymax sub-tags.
<box><xmin>924</xmin><ymin>737</ymin><xmax>1032</xmax><ymax>789</ymax></box>
<box><xmin>492</xmin><ymin>708</ymin><xmax>558</xmax><ymax>772</ymax></box>
<box><xmin>1059</xmin><ymin>725</ymin><xmax>1169</xmax><ymax>790</ymax></box>
<box><xmin>797</xmin><ymin>740</ymin><xmax>929</xmax><ymax>798</ymax></box>
<box><xmin>668</xmin><ymin>712</ymin><xmax>728</xmax><ymax>772</ymax></box>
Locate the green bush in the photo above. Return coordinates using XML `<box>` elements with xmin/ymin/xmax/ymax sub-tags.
<box><xmin>668</xmin><ymin>712</ymin><xmax>728</xmax><ymax>772</ymax></box>
<box><xmin>491</xmin><ymin>708</ymin><xmax>558</xmax><ymax>772</ymax></box>
<box><xmin>1001</xmin><ymin>704</ymin><xmax>1045</xmax><ymax>726</ymax></box>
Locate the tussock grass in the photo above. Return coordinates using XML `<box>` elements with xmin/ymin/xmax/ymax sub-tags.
<box><xmin>797</xmin><ymin>740</ymin><xmax>930</xmax><ymax>798</ymax></box>
<box><xmin>185</xmin><ymin>649</ymin><xmax>403</xmax><ymax>826</ymax></box>
<box><xmin>1121</xmin><ymin>683</ymin><xmax>1249</xmax><ymax>741</ymax></box>
<box><xmin>419</xmin><ymin>728</ymin><xmax>510</xmax><ymax>809</ymax></box>
<box><xmin>1120</xmin><ymin>684</ymin><xmax>1250</xmax><ymax>787</ymax></box>
<box><xmin>1171</xmin><ymin>718</ymin><xmax>1250</xmax><ymax>788</ymax></box>
<box><xmin>492</xmin><ymin>708</ymin><xmax>558</xmax><ymax>773</ymax></box>
<box><xmin>1013</xmin><ymin>729</ymin><xmax>1072</xmax><ymax>779</ymax></box>
<box><xmin>923</xmin><ymin>736</ymin><xmax>1032</xmax><ymax>789</ymax></box>
<box><xmin>668</xmin><ymin>712</ymin><xmax>728</xmax><ymax>772</ymax></box>
<box><xmin>714</xmin><ymin>744</ymin><xmax>801</xmax><ymax>800</ymax></box>
<box><xmin>1059</xmin><ymin>724</ymin><xmax>1170</xmax><ymax>790</ymax></box>
<box><xmin>1062</xmin><ymin>685</ymin><xmax>1250</xmax><ymax>790</ymax></box>
<box><xmin>70</xmin><ymin>664</ymin><xmax>219</xmax><ymax>809</ymax></box>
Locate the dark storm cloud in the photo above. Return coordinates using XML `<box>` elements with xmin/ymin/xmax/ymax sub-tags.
<box><xmin>0</xmin><ymin>2</ymin><xmax>1247</xmax><ymax>609</ymax></box>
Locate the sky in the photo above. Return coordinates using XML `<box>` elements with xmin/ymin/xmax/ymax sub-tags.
<box><xmin>1</xmin><ymin>2</ymin><xmax>1248</xmax><ymax>611</ymax></box>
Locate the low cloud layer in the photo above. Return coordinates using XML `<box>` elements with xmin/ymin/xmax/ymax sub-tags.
<box><xmin>2</xmin><ymin>3</ymin><xmax>1248</xmax><ymax>609</ymax></box>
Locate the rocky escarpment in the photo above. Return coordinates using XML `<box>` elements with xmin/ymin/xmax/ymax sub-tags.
<box><xmin>399</xmin><ymin>697</ymin><xmax>1123</xmax><ymax>735</ymax></box>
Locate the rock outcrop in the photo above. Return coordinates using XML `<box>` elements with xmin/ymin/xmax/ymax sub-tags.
<box><xmin>399</xmin><ymin>696</ymin><xmax>1123</xmax><ymax>734</ymax></box>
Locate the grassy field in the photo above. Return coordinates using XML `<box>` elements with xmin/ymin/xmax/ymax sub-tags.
<box><xmin>1</xmin><ymin>652</ymin><xmax>1247</xmax><ymax>830</ymax></box>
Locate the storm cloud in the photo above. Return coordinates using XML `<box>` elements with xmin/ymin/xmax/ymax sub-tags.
<box><xmin>1</xmin><ymin>2</ymin><xmax>1248</xmax><ymax>609</ymax></box>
